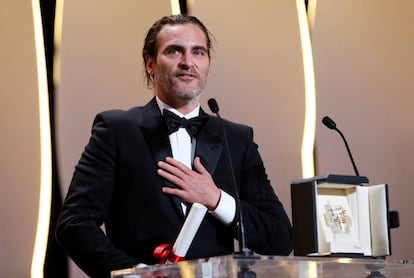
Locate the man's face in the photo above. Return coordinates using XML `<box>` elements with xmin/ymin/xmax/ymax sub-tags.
<box><xmin>146</xmin><ymin>24</ymin><xmax>210</xmax><ymax>106</ymax></box>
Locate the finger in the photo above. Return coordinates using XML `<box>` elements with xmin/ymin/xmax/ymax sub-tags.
<box><xmin>165</xmin><ymin>157</ymin><xmax>190</xmax><ymax>172</ymax></box>
<box><xmin>157</xmin><ymin>161</ymin><xmax>179</xmax><ymax>175</ymax></box>
<box><xmin>157</xmin><ymin>168</ymin><xmax>184</xmax><ymax>186</ymax></box>
<box><xmin>162</xmin><ymin>186</ymin><xmax>192</xmax><ymax>203</ymax></box>
<box><xmin>157</xmin><ymin>160</ymin><xmax>187</xmax><ymax>178</ymax></box>
<box><xmin>162</xmin><ymin>186</ymin><xmax>185</xmax><ymax>198</ymax></box>
<box><xmin>163</xmin><ymin>157</ymin><xmax>193</xmax><ymax>174</ymax></box>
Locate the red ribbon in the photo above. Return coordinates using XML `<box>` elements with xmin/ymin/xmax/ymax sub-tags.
<box><xmin>153</xmin><ymin>243</ymin><xmax>184</xmax><ymax>264</ymax></box>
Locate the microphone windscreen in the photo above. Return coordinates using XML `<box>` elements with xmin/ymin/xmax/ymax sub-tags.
<box><xmin>208</xmin><ymin>98</ymin><xmax>219</xmax><ymax>113</ymax></box>
<box><xmin>322</xmin><ymin>116</ymin><xmax>337</xmax><ymax>130</ymax></box>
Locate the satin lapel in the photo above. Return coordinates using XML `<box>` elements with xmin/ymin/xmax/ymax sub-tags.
<box><xmin>195</xmin><ymin>114</ymin><xmax>223</xmax><ymax>176</ymax></box>
<box><xmin>140</xmin><ymin>99</ymin><xmax>185</xmax><ymax>218</ymax></box>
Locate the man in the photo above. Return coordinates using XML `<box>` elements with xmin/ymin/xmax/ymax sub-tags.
<box><xmin>56</xmin><ymin>15</ymin><xmax>293</xmax><ymax>277</ymax></box>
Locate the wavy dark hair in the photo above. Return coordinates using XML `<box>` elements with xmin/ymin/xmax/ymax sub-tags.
<box><xmin>142</xmin><ymin>15</ymin><xmax>213</xmax><ymax>88</ymax></box>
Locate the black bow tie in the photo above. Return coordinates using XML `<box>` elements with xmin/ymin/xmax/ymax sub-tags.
<box><xmin>163</xmin><ymin>109</ymin><xmax>208</xmax><ymax>136</ymax></box>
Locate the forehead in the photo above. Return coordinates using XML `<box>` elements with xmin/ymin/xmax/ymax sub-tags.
<box><xmin>156</xmin><ymin>24</ymin><xmax>208</xmax><ymax>50</ymax></box>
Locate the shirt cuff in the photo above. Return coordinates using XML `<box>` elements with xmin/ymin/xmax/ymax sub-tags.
<box><xmin>209</xmin><ymin>190</ymin><xmax>236</xmax><ymax>224</ymax></box>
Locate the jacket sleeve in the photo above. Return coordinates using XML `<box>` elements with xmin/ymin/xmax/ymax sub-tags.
<box><xmin>236</xmin><ymin>127</ymin><xmax>293</xmax><ymax>255</ymax></box>
<box><xmin>56</xmin><ymin>113</ymin><xmax>138</xmax><ymax>278</ymax></box>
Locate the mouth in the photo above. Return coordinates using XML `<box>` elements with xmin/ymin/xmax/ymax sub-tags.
<box><xmin>176</xmin><ymin>72</ymin><xmax>198</xmax><ymax>80</ymax></box>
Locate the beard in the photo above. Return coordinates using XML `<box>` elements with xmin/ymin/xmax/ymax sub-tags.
<box><xmin>155</xmin><ymin>69</ymin><xmax>207</xmax><ymax>103</ymax></box>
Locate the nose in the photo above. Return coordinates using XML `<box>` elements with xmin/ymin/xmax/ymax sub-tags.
<box><xmin>179</xmin><ymin>53</ymin><xmax>194</xmax><ymax>69</ymax></box>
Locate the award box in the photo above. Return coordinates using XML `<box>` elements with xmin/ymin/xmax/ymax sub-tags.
<box><xmin>291</xmin><ymin>174</ymin><xmax>391</xmax><ymax>258</ymax></box>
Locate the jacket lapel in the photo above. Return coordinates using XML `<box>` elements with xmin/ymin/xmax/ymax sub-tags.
<box><xmin>140</xmin><ymin>98</ymin><xmax>185</xmax><ymax>217</ymax></box>
<box><xmin>195</xmin><ymin>110</ymin><xmax>224</xmax><ymax>177</ymax></box>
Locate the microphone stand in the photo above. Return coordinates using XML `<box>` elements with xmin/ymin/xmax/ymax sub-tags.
<box><xmin>333</xmin><ymin>126</ymin><xmax>360</xmax><ymax>176</ymax></box>
<box><xmin>207</xmin><ymin>99</ymin><xmax>257</xmax><ymax>278</ymax></box>
<box><xmin>322</xmin><ymin>116</ymin><xmax>361</xmax><ymax>177</ymax></box>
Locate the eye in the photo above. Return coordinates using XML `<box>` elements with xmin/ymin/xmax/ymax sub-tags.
<box><xmin>193</xmin><ymin>48</ymin><xmax>207</xmax><ymax>56</ymax></box>
<box><xmin>165</xmin><ymin>46</ymin><xmax>182</xmax><ymax>55</ymax></box>
<box><xmin>168</xmin><ymin>48</ymin><xmax>179</xmax><ymax>54</ymax></box>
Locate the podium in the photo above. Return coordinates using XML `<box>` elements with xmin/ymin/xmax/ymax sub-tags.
<box><xmin>111</xmin><ymin>255</ymin><xmax>414</xmax><ymax>277</ymax></box>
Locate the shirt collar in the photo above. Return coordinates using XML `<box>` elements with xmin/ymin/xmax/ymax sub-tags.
<box><xmin>156</xmin><ymin>96</ymin><xmax>200</xmax><ymax>119</ymax></box>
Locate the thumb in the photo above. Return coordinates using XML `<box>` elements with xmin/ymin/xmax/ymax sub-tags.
<box><xmin>193</xmin><ymin>157</ymin><xmax>209</xmax><ymax>174</ymax></box>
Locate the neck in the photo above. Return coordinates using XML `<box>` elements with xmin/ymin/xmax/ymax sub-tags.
<box><xmin>156</xmin><ymin>95</ymin><xmax>200</xmax><ymax>116</ymax></box>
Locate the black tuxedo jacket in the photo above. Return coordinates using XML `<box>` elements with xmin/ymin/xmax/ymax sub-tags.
<box><xmin>56</xmin><ymin>97</ymin><xmax>292</xmax><ymax>277</ymax></box>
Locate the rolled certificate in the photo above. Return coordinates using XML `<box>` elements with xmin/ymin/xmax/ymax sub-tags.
<box><xmin>172</xmin><ymin>203</ymin><xmax>208</xmax><ymax>258</ymax></box>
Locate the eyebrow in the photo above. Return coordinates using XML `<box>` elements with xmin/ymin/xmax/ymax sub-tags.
<box><xmin>192</xmin><ymin>45</ymin><xmax>208</xmax><ymax>53</ymax></box>
<box><xmin>164</xmin><ymin>44</ymin><xmax>208</xmax><ymax>52</ymax></box>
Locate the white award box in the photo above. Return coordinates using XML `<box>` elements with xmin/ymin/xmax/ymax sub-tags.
<box><xmin>291</xmin><ymin>175</ymin><xmax>391</xmax><ymax>258</ymax></box>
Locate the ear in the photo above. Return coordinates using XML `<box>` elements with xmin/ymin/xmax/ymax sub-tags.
<box><xmin>146</xmin><ymin>56</ymin><xmax>154</xmax><ymax>77</ymax></box>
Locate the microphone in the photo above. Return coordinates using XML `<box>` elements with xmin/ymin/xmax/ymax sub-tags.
<box><xmin>207</xmin><ymin>98</ymin><xmax>251</xmax><ymax>257</ymax></box>
<box><xmin>322</xmin><ymin>116</ymin><xmax>361</xmax><ymax>176</ymax></box>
